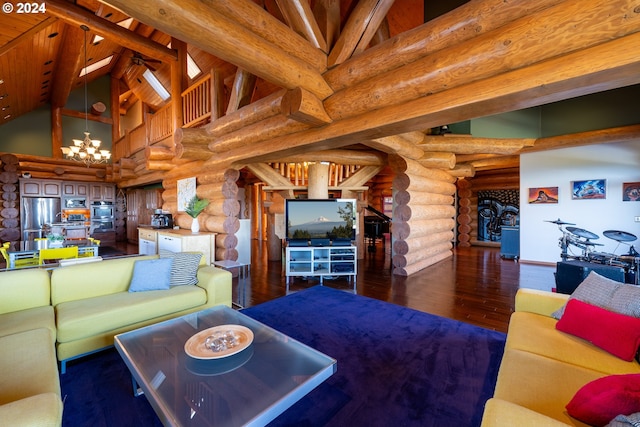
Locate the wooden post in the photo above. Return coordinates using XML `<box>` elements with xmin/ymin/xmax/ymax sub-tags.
<box><xmin>307</xmin><ymin>162</ymin><xmax>329</xmax><ymax>199</ymax></box>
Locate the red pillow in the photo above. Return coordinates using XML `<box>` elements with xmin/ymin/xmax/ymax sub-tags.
<box><xmin>566</xmin><ymin>374</ymin><xmax>640</xmax><ymax>426</ymax></box>
<box><xmin>556</xmin><ymin>298</ymin><xmax>640</xmax><ymax>361</ymax></box>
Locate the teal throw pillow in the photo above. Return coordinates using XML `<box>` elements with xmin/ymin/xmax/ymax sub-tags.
<box><xmin>128</xmin><ymin>258</ymin><xmax>173</xmax><ymax>292</ymax></box>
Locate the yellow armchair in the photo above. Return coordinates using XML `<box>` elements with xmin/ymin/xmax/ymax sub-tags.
<box><xmin>1</xmin><ymin>242</ymin><xmax>39</xmax><ymax>268</ymax></box>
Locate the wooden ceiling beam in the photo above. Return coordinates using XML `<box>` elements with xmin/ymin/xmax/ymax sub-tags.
<box><xmin>211</xmin><ymin>31</ymin><xmax>640</xmax><ymax>164</ymax></box>
<box><xmin>101</xmin><ymin>0</ymin><xmax>333</xmax><ymax>99</ymax></box>
<box><xmin>524</xmin><ymin>124</ymin><xmax>640</xmax><ymax>153</ymax></box>
<box><xmin>418</xmin><ymin>136</ymin><xmax>535</xmax><ymax>154</ymax></box>
<box><xmin>50</xmin><ymin>24</ymin><xmax>85</xmax><ymax>109</ymax></box>
<box><xmin>325</xmin><ymin>0</ymin><xmax>640</xmax><ymax>121</ymax></box>
<box><xmin>45</xmin><ymin>0</ymin><xmax>177</xmax><ymax>63</ymax></box>
<box><xmin>276</xmin><ymin>0</ymin><xmax>328</xmax><ymax>52</ymax></box>
<box><xmin>327</xmin><ymin>0</ymin><xmax>396</xmax><ymax>67</ymax></box>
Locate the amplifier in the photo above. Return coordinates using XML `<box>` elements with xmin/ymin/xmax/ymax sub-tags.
<box><xmin>555</xmin><ymin>260</ymin><xmax>625</xmax><ymax>294</ymax></box>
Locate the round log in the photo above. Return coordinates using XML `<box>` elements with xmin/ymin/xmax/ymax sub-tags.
<box><xmin>394</xmin><ymin>203</ymin><xmax>456</xmax><ymax>222</ymax></box>
<box><xmin>0</xmin><ymin>154</ymin><xmax>19</xmax><ymax>165</ymax></box>
<box><xmin>394</xmin><ymin>191</ymin><xmax>454</xmax><ymax>207</ymax></box>
<box><xmin>2</xmin><ymin>192</ymin><xmax>17</xmax><ymax>201</ymax></box>
<box><xmin>0</xmin><ymin>171</ymin><xmax>18</xmax><ymax>184</ymax></box>
<box><xmin>91</xmin><ymin>102</ymin><xmax>107</xmax><ymax>116</ymax></box>
<box><xmin>393</xmin><ymin>249</ymin><xmax>452</xmax><ymax>276</ymax></box>
<box><xmin>204</xmin><ymin>199</ymin><xmax>240</xmax><ymax>217</ymax></box>
<box><xmin>393</xmin><ymin>241</ymin><xmax>452</xmax><ymax>268</ymax></box>
<box><xmin>392</xmin><ymin>230</ymin><xmax>454</xmax><ymax>255</ymax></box>
<box><xmin>215</xmin><ymin>233</ymin><xmax>238</xmax><ymax>249</ymax></box>
<box><xmin>2</xmin><ymin>218</ymin><xmax>19</xmax><ymax>228</ymax></box>
<box><xmin>1</xmin><ymin>184</ymin><xmax>16</xmax><ymax>192</ymax></box>
<box><xmin>3</xmin><ymin>164</ymin><xmax>17</xmax><ymax>172</ymax></box>
<box><xmin>0</xmin><ymin>227</ymin><xmax>20</xmax><ymax>241</ymax></box>
<box><xmin>389</xmin><ymin>156</ymin><xmax>456</xmax><ymax>183</ymax></box>
<box><xmin>1</xmin><ymin>207</ymin><xmax>18</xmax><ymax>218</ymax></box>
<box><xmin>393</xmin><ymin>217</ymin><xmax>455</xmax><ymax>240</ymax></box>
<box><xmin>215</xmin><ymin>247</ymin><xmax>238</xmax><ymax>261</ymax></box>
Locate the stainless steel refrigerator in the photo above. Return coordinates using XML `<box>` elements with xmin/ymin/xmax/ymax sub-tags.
<box><xmin>21</xmin><ymin>197</ymin><xmax>61</xmax><ymax>241</ymax></box>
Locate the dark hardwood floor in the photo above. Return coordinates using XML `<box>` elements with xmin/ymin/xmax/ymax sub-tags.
<box><xmin>230</xmin><ymin>241</ymin><xmax>556</xmax><ymax>333</ymax></box>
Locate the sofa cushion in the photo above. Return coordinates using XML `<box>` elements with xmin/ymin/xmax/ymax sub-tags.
<box><xmin>556</xmin><ymin>299</ymin><xmax>640</xmax><ymax>361</ymax></box>
<box><xmin>0</xmin><ymin>328</ymin><xmax>60</xmax><ymax>404</ymax></box>
<box><xmin>128</xmin><ymin>258</ymin><xmax>173</xmax><ymax>292</ymax></box>
<box><xmin>552</xmin><ymin>271</ymin><xmax>640</xmax><ymax>319</ymax></box>
<box><xmin>160</xmin><ymin>252</ymin><xmax>202</xmax><ymax>286</ymax></box>
<box><xmin>0</xmin><ymin>269</ymin><xmax>51</xmax><ymax>314</ymax></box>
<box><xmin>0</xmin><ymin>306</ymin><xmax>56</xmax><ymax>341</ymax></box>
<box><xmin>493</xmin><ymin>349</ymin><xmax>604</xmax><ymax>426</ymax></box>
<box><xmin>55</xmin><ymin>285</ymin><xmax>207</xmax><ymax>343</ymax></box>
<box><xmin>506</xmin><ymin>311</ymin><xmax>640</xmax><ymax>375</ymax></box>
<box><xmin>566</xmin><ymin>374</ymin><xmax>640</xmax><ymax>427</ymax></box>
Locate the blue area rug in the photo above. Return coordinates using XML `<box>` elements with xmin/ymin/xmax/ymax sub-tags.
<box><xmin>242</xmin><ymin>286</ymin><xmax>506</xmax><ymax>427</ymax></box>
<box><xmin>59</xmin><ymin>286</ymin><xmax>505</xmax><ymax>426</ymax></box>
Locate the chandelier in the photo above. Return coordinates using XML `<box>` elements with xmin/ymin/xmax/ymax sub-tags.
<box><xmin>61</xmin><ymin>25</ymin><xmax>111</xmax><ymax>166</ymax></box>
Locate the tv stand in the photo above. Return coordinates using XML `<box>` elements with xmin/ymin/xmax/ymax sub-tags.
<box><xmin>285</xmin><ymin>244</ymin><xmax>357</xmax><ymax>287</ymax></box>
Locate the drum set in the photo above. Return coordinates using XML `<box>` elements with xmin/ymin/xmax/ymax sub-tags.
<box><xmin>546</xmin><ymin>218</ymin><xmax>639</xmax><ymax>283</ymax></box>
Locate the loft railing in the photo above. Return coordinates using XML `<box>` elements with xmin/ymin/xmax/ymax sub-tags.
<box><xmin>182</xmin><ymin>72</ymin><xmax>212</xmax><ymax>128</ymax></box>
<box><xmin>148</xmin><ymin>103</ymin><xmax>173</xmax><ymax>144</ymax></box>
<box><xmin>268</xmin><ymin>162</ymin><xmax>361</xmax><ymax>187</ymax></box>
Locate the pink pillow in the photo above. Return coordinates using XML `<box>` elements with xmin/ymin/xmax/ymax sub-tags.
<box><xmin>566</xmin><ymin>374</ymin><xmax>640</xmax><ymax>426</ymax></box>
<box><xmin>556</xmin><ymin>299</ymin><xmax>640</xmax><ymax>361</ymax></box>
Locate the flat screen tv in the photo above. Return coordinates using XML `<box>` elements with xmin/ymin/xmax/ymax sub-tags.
<box><xmin>285</xmin><ymin>199</ymin><xmax>357</xmax><ymax>242</ymax></box>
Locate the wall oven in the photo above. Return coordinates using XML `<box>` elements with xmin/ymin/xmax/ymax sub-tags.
<box><xmin>91</xmin><ymin>218</ymin><xmax>115</xmax><ymax>232</ymax></box>
<box><xmin>91</xmin><ymin>201</ymin><xmax>114</xmax><ymax>219</ymax></box>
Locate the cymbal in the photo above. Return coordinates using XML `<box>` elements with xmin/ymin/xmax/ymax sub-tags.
<box><xmin>603</xmin><ymin>230</ymin><xmax>637</xmax><ymax>242</ymax></box>
<box><xmin>566</xmin><ymin>227</ymin><xmax>599</xmax><ymax>240</ymax></box>
<box><xmin>579</xmin><ymin>240</ymin><xmax>604</xmax><ymax>246</ymax></box>
<box><xmin>545</xmin><ymin>218</ymin><xmax>576</xmax><ymax>225</ymax></box>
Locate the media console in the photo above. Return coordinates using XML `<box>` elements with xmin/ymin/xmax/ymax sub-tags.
<box><xmin>285</xmin><ymin>244</ymin><xmax>357</xmax><ymax>286</ymax></box>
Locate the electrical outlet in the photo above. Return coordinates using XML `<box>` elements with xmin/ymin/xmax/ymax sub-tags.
<box><xmin>635</xmin><ymin>216</ymin><xmax>640</xmax><ymax>222</ymax></box>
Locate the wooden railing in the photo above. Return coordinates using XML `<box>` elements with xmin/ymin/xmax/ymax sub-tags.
<box><xmin>269</xmin><ymin>162</ymin><xmax>361</xmax><ymax>187</ymax></box>
<box><xmin>182</xmin><ymin>72</ymin><xmax>212</xmax><ymax>128</ymax></box>
<box><xmin>148</xmin><ymin>103</ymin><xmax>173</xmax><ymax>144</ymax></box>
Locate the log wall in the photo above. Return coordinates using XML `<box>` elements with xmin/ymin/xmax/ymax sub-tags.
<box><xmin>0</xmin><ymin>154</ymin><xmax>20</xmax><ymax>244</ymax></box>
<box><xmin>161</xmin><ymin>162</ymin><xmax>241</xmax><ymax>261</ymax></box>
<box><xmin>456</xmin><ymin>168</ymin><xmax>520</xmax><ymax>246</ymax></box>
<box><xmin>389</xmin><ymin>155</ymin><xmax>456</xmax><ymax>276</ymax></box>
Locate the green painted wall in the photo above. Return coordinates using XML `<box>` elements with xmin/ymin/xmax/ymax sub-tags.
<box><xmin>0</xmin><ymin>75</ymin><xmax>111</xmax><ymax>156</ymax></box>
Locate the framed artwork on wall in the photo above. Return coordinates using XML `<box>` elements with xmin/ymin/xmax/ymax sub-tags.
<box><xmin>528</xmin><ymin>187</ymin><xmax>558</xmax><ymax>204</ymax></box>
<box><xmin>622</xmin><ymin>182</ymin><xmax>640</xmax><ymax>201</ymax></box>
<box><xmin>177</xmin><ymin>177</ymin><xmax>196</xmax><ymax>212</ymax></box>
<box><xmin>571</xmin><ymin>179</ymin><xmax>606</xmax><ymax>200</ymax></box>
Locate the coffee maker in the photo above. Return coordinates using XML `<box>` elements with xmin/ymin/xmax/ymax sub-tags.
<box><xmin>151</xmin><ymin>211</ymin><xmax>173</xmax><ymax>229</ymax></box>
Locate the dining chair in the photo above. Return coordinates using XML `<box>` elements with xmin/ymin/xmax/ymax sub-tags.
<box><xmin>79</xmin><ymin>238</ymin><xmax>101</xmax><ymax>258</ymax></box>
<box><xmin>39</xmin><ymin>246</ymin><xmax>79</xmax><ymax>265</ymax></box>
<box><xmin>1</xmin><ymin>242</ymin><xmax>39</xmax><ymax>268</ymax></box>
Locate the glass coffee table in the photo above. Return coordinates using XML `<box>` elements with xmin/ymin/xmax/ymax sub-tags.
<box><xmin>114</xmin><ymin>305</ymin><xmax>336</xmax><ymax>426</ymax></box>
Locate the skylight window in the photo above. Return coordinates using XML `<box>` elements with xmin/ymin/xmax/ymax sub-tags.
<box><xmin>143</xmin><ymin>69</ymin><xmax>170</xmax><ymax>101</ymax></box>
<box><xmin>79</xmin><ymin>55</ymin><xmax>113</xmax><ymax>77</ymax></box>
<box><xmin>167</xmin><ymin>42</ymin><xmax>201</xmax><ymax>79</ymax></box>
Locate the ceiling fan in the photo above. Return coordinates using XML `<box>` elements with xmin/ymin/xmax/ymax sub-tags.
<box><xmin>130</xmin><ymin>52</ymin><xmax>161</xmax><ymax>72</ymax></box>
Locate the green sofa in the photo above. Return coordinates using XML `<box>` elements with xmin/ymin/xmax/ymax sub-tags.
<box><xmin>50</xmin><ymin>254</ymin><xmax>232</xmax><ymax>372</ymax></box>
<box><xmin>481</xmin><ymin>288</ymin><xmax>640</xmax><ymax>427</ymax></box>
<box><xmin>0</xmin><ymin>269</ymin><xmax>63</xmax><ymax>426</ymax></box>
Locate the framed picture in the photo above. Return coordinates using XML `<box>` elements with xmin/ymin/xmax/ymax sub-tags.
<box><xmin>177</xmin><ymin>177</ymin><xmax>196</xmax><ymax>211</ymax></box>
<box><xmin>571</xmin><ymin>179</ymin><xmax>606</xmax><ymax>200</ymax></box>
<box><xmin>528</xmin><ymin>187</ymin><xmax>558</xmax><ymax>204</ymax></box>
<box><xmin>622</xmin><ymin>182</ymin><xmax>640</xmax><ymax>201</ymax></box>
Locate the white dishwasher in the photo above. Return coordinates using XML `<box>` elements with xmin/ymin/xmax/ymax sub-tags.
<box><xmin>157</xmin><ymin>234</ymin><xmax>181</xmax><ymax>253</ymax></box>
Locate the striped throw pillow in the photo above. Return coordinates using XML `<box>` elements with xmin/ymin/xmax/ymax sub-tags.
<box><xmin>160</xmin><ymin>252</ymin><xmax>202</xmax><ymax>286</ymax></box>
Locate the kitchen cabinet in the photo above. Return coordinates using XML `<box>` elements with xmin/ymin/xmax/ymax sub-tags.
<box><xmin>138</xmin><ymin>228</ymin><xmax>157</xmax><ymax>255</ymax></box>
<box><xmin>62</xmin><ymin>181</ymin><xmax>89</xmax><ymax>198</ymax></box>
<box><xmin>90</xmin><ymin>183</ymin><xmax>116</xmax><ymax>203</ymax></box>
<box><xmin>20</xmin><ymin>179</ymin><xmax>61</xmax><ymax>197</ymax></box>
<box><xmin>157</xmin><ymin>229</ymin><xmax>216</xmax><ymax>264</ymax></box>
